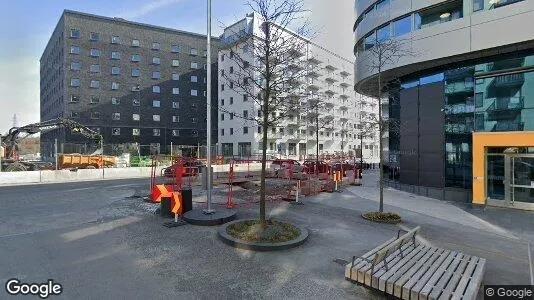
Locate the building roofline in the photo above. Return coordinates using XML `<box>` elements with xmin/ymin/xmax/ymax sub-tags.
<box><xmin>62</xmin><ymin>9</ymin><xmax>221</xmax><ymax>40</ymax></box>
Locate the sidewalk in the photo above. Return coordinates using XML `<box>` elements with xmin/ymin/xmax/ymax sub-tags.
<box><xmin>303</xmin><ymin>170</ymin><xmax>534</xmax><ymax>286</ymax></box>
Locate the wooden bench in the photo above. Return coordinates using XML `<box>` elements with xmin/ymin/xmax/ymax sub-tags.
<box><xmin>345</xmin><ymin>226</ymin><xmax>486</xmax><ymax>300</ymax></box>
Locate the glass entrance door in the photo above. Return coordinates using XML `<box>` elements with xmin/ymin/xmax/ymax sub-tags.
<box><xmin>510</xmin><ymin>156</ymin><xmax>534</xmax><ymax>205</ymax></box>
<box><xmin>487</xmin><ymin>153</ymin><xmax>534</xmax><ymax>209</ymax></box>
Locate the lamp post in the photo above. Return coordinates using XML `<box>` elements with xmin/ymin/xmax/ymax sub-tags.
<box><xmin>203</xmin><ymin>0</ymin><xmax>214</xmax><ymax>214</ymax></box>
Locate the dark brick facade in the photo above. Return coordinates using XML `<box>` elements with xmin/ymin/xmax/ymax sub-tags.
<box><xmin>40</xmin><ymin>10</ymin><xmax>219</xmax><ymax>157</ymax></box>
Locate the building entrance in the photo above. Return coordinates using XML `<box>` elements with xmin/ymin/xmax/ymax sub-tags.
<box><xmin>487</xmin><ymin>150</ymin><xmax>534</xmax><ymax>210</ymax></box>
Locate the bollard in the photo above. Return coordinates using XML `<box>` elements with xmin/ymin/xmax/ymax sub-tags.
<box><xmin>182</xmin><ymin>189</ymin><xmax>193</xmax><ymax>213</ymax></box>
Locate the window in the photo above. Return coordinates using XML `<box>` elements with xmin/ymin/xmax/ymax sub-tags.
<box><xmin>90</xmin><ymin>80</ymin><xmax>100</xmax><ymax>88</ymax></box>
<box><xmin>192</xmin><ymin>117</ymin><xmax>197</xmax><ymax>123</ymax></box>
<box><xmin>111</xmin><ymin>82</ymin><xmax>120</xmax><ymax>90</ymax></box>
<box><xmin>244</xmin><ymin>61</ymin><xmax>250</xmax><ymax>68</ymax></box>
<box><xmin>243</xmin><ymin>94</ymin><xmax>248</xmax><ymax>102</ymax></box>
<box><xmin>190</xmin><ymin>48</ymin><xmax>198</xmax><ymax>56</ymax></box>
<box><xmin>90</xmin><ymin>32</ymin><xmax>100</xmax><ymax>41</ymax></box>
<box><xmin>111</xmin><ymin>128</ymin><xmax>120</xmax><ymax>135</ymax></box>
<box><xmin>173</xmin><ymin>88</ymin><xmax>180</xmax><ymax>95</ymax></box>
<box><xmin>171</xmin><ymin>45</ymin><xmax>180</xmax><ymax>53</ymax></box>
<box><xmin>92</xmin><ymin>112</ymin><xmax>101</xmax><ymax>120</ymax></box>
<box><xmin>221</xmin><ymin>84</ymin><xmax>225</xmax><ymax>91</ymax></box>
<box><xmin>131</xmin><ymin>54</ymin><xmax>141</xmax><ymax>62</ymax></box>
<box><xmin>152</xmin><ymin>42</ymin><xmax>160</xmax><ymax>50</ymax></box>
<box><xmin>153</xmin><ymin>115</ymin><xmax>161</xmax><ymax>122</ymax></box>
<box><xmin>393</xmin><ymin>16</ymin><xmax>412</xmax><ymax>37</ymax></box>
<box><xmin>88</xmin><ymin>64</ymin><xmax>100</xmax><ymax>73</ymax></box>
<box><xmin>112</xmin><ymin>97</ymin><xmax>120</xmax><ymax>105</ymax></box>
<box><xmin>172</xmin><ymin>116</ymin><xmax>179</xmax><ymax>123</ymax></box>
<box><xmin>133</xmin><ymin>128</ymin><xmax>140</xmax><ymax>136</ymax></box>
<box><xmin>131</xmin><ymin>69</ymin><xmax>141</xmax><ymax>77</ymax></box>
<box><xmin>111</xmin><ymin>51</ymin><xmax>120</xmax><ymax>60</ymax></box>
<box><xmin>230</xmin><ymin>128</ymin><xmax>234</xmax><ymax>135</ymax></box>
<box><xmin>90</xmin><ymin>49</ymin><xmax>100</xmax><ymax>57</ymax></box>
<box><xmin>376</xmin><ymin>24</ymin><xmax>390</xmax><ymax>42</ymax></box>
<box><xmin>221</xmin><ymin>69</ymin><xmax>225</xmax><ymax>76</ymax></box>
<box><xmin>473</xmin><ymin>0</ymin><xmax>484</xmax><ymax>11</ymax></box>
<box><xmin>230</xmin><ymin>113</ymin><xmax>234</xmax><ymax>120</ymax></box>
<box><xmin>364</xmin><ymin>33</ymin><xmax>375</xmax><ymax>50</ymax></box>
<box><xmin>230</xmin><ymin>97</ymin><xmax>233</xmax><ymax>104</ymax></box>
<box><xmin>243</xmin><ymin>110</ymin><xmax>248</xmax><ymax>118</ymax></box>
<box><xmin>133</xmin><ymin>99</ymin><xmax>140</xmax><ymax>106</ymax></box>
<box><xmin>172</xmin><ymin>59</ymin><xmax>180</xmax><ymax>67</ymax></box>
<box><xmin>191</xmin><ymin>89</ymin><xmax>198</xmax><ymax>96</ymax></box>
<box><xmin>133</xmin><ymin>114</ymin><xmax>140</xmax><ymax>121</ymax></box>
<box><xmin>230</xmin><ymin>51</ymin><xmax>234</xmax><ymax>59</ymax></box>
<box><xmin>172</xmin><ymin>130</ymin><xmax>180</xmax><ymax>136</ymax></box>
<box><xmin>475</xmin><ymin>92</ymin><xmax>484</xmax><ymax>108</ymax></box>
<box><xmin>70</xmin><ymin>61</ymin><xmax>81</xmax><ymax>70</ymax></box>
<box><xmin>221</xmin><ymin>113</ymin><xmax>225</xmax><ymax>121</ymax></box>
<box><xmin>376</xmin><ymin>0</ymin><xmax>389</xmax><ymax>11</ymax></box>
<box><xmin>112</xmin><ymin>113</ymin><xmax>121</xmax><ymax>120</ymax></box>
<box><xmin>152</xmin><ymin>71</ymin><xmax>160</xmax><ymax>79</ymax></box>
<box><xmin>221</xmin><ymin>54</ymin><xmax>225</xmax><ymax>61</ymax></box>
<box><xmin>152</xmin><ymin>57</ymin><xmax>160</xmax><ymax>65</ymax></box>
<box><xmin>172</xmin><ymin>73</ymin><xmax>179</xmax><ymax>80</ymax></box>
<box><xmin>172</xmin><ymin>102</ymin><xmax>179</xmax><ymax>109</ymax></box>
<box><xmin>258</xmin><ymin>126</ymin><xmax>261</xmax><ymax>133</ymax></box>
<box><xmin>221</xmin><ymin>99</ymin><xmax>225</xmax><ymax>106</ymax></box>
<box><xmin>91</xmin><ymin>96</ymin><xmax>100</xmax><ymax>104</ymax></box>
<box><xmin>70</xmin><ymin>95</ymin><xmax>79</xmax><ymax>102</ymax></box>
<box><xmin>70</xmin><ymin>112</ymin><xmax>79</xmax><ymax>118</ymax></box>
<box><xmin>111</xmin><ymin>66</ymin><xmax>120</xmax><ymax>75</ymax></box>
<box><xmin>190</xmin><ymin>62</ymin><xmax>198</xmax><ymax>69</ymax></box>
<box><xmin>132</xmin><ymin>39</ymin><xmax>140</xmax><ymax>47</ymax></box>
<box><xmin>191</xmin><ymin>76</ymin><xmax>198</xmax><ymax>82</ymax></box>
<box><xmin>221</xmin><ymin>129</ymin><xmax>225</xmax><ymax>136</ymax></box>
<box><xmin>230</xmin><ymin>82</ymin><xmax>234</xmax><ymax>89</ymax></box>
<box><xmin>153</xmin><ymin>85</ymin><xmax>160</xmax><ymax>93</ymax></box>
<box><xmin>70</xmin><ymin>46</ymin><xmax>80</xmax><ymax>54</ymax></box>
<box><xmin>243</xmin><ymin>127</ymin><xmax>249</xmax><ymax>134</ymax></box>
<box><xmin>70</xmin><ymin>29</ymin><xmax>80</xmax><ymax>38</ymax></box>
<box><xmin>111</xmin><ymin>36</ymin><xmax>120</xmax><ymax>44</ymax></box>
<box><xmin>153</xmin><ymin>100</ymin><xmax>161</xmax><ymax>107</ymax></box>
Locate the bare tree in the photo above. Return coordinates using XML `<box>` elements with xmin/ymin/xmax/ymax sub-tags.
<box><xmin>360</xmin><ymin>38</ymin><xmax>415</xmax><ymax>213</ymax></box>
<box><xmin>219</xmin><ymin>0</ymin><xmax>311</xmax><ymax>226</ymax></box>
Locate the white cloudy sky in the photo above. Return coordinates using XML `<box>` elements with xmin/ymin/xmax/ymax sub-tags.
<box><xmin>0</xmin><ymin>0</ymin><xmax>355</xmax><ymax>134</ymax></box>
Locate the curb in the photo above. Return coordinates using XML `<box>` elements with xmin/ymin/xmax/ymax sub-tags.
<box><xmin>217</xmin><ymin>219</ymin><xmax>309</xmax><ymax>251</ymax></box>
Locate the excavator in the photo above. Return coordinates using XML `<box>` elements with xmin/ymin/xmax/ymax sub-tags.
<box><xmin>0</xmin><ymin>117</ymin><xmax>105</xmax><ymax>172</ymax></box>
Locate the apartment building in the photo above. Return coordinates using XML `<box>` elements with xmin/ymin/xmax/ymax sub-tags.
<box><xmin>40</xmin><ymin>10</ymin><xmax>220</xmax><ymax>157</ymax></box>
<box><xmin>217</xmin><ymin>13</ymin><xmax>379</xmax><ymax>162</ymax></box>
<box><xmin>354</xmin><ymin>0</ymin><xmax>534</xmax><ymax>208</ymax></box>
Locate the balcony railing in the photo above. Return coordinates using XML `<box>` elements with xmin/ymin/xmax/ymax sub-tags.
<box><xmin>493</xmin><ymin>122</ymin><xmax>524</xmax><ymax>131</ymax></box>
<box><xmin>487</xmin><ymin>97</ymin><xmax>524</xmax><ymax>111</ymax></box>
<box><xmin>493</xmin><ymin>73</ymin><xmax>525</xmax><ymax>87</ymax></box>
<box><xmin>445</xmin><ymin>81</ymin><xmax>474</xmax><ymax>95</ymax></box>
<box><xmin>445</xmin><ymin>104</ymin><xmax>475</xmax><ymax>114</ymax></box>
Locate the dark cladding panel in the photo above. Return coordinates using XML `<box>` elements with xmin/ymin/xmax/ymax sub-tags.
<box><xmin>418</xmin><ymin>82</ymin><xmax>445</xmax><ymax>188</ymax></box>
<box><xmin>399</xmin><ymin>87</ymin><xmax>420</xmax><ymax>185</ymax></box>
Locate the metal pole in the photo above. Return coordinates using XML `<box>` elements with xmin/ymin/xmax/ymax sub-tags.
<box><xmin>54</xmin><ymin>138</ymin><xmax>58</xmax><ymax>170</ymax></box>
<box><xmin>170</xmin><ymin>141</ymin><xmax>173</xmax><ymax>157</ymax></box>
<box><xmin>204</xmin><ymin>0</ymin><xmax>214</xmax><ymax>214</ymax></box>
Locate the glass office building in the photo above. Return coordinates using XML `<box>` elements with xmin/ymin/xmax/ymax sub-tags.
<box><xmin>354</xmin><ymin>0</ymin><xmax>534</xmax><ymax>209</ymax></box>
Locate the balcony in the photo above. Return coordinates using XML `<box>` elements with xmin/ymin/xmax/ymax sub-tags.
<box><xmin>325</xmin><ymin>76</ymin><xmax>337</xmax><ymax>83</ymax></box>
<box><xmin>340</xmin><ymin>82</ymin><xmax>350</xmax><ymax>88</ymax></box>
<box><xmin>445</xmin><ymin>81</ymin><xmax>474</xmax><ymax>95</ymax></box>
<box><xmin>445</xmin><ymin>67</ymin><xmax>475</xmax><ymax>81</ymax></box>
<box><xmin>445</xmin><ymin>104</ymin><xmax>475</xmax><ymax>115</ymax></box>
<box><xmin>492</xmin><ymin>73</ymin><xmax>525</xmax><ymax>88</ymax></box>
<box><xmin>325</xmin><ymin>89</ymin><xmax>335</xmax><ymax>96</ymax></box>
<box><xmin>325</xmin><ymin>64</ymin><xmax>337</xmax><ymax>71</ymax></box>
<box><xmin>339</xmin><ymin>93</ymin><xmax>349</xmax><ymax>99</ymax></box>
<box><xmin>340</xmin><ymin>70</ymin><xmax>350</xmax><ymax>78</ymax></box>
<box><xmin>306</xmin><ymin>70</ymin><xmax>320</xmax><ymax>78</ymax></box>
<box><xmin>488</xmin><ymin>97</ymin><xmax>524</xmax><ymax>111</ymax></box>
<box><xmin>492</xmin><ymin>122</ymin><xmax>524</xmax><ymax>132</ymax></box>
<box><xmin>308</xmin><ymin>57</ymin><xmax>322</xmax><ymax>65</ymax></box>
<box><xmin>487</xmin><ymin>57</ymin><xmax>525</xmax><ymax>72</ymax></box>
<box><xmin>285</xmin><ymin>134</ymin><xmax>301</xmax><ymax>141</ymax></box>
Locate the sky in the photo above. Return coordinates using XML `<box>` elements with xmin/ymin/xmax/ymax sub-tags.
<box><xmin>0</xmin><ymin>0</ymin><xmax>355</xmax><ymax>134</ymax></box>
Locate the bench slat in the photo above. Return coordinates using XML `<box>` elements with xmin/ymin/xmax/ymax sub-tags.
<box><xmin>393</xmin><ymin>247</ymin><xmax>441</xmax><ymax>298</ymax></box>
<box><xmin>437</xmin><ymin>255</ymin><xmax>473</xmax><ymax>300</ymax></box>
<box><xmin>353</xmin><ymin>242</ymin><xmax>416</xmax><ymax>283</ymax></box>
<box><xmin>428</xmin><ymin>253</ymin><xmax>470</xmax><ymax>300</ymax></box>
<box><xmin>420</xmin><ymin>252</ymin><xmax>464</xmax><ymax>300</ymax></box>
<box><xmin>450</xmin><ymin>257</ymin><xmax>480</xmax><ymax>300</ymax></box>
<box><xmin>410</xmin><ymin>251</ymin><xmax>457</xmax><ymax>300</ymax></box>
<box><xmin>461</xmin><ymin>258</ymin><xmax>486</xmax><ymax>300</ymax></box>
<box><xmin>377</xmin><ymin>245</ymin><xmax>428</xmax><ymax>291</ymax></box>
<box><xmin>385</xmin><ymin>246</ymin><xmax>437</xmax><ymax>294</ymax></box>
<box><xmin>363</xmin><ymin>243</ymin><xmax>417</xmax><ymax>286</ymax></box>
<box><xmin>400</xmin><ymin>248</ymin><xmax>449</xmax><ymax>300</ymax></box>
<box><xmin>345</xmin><ymin>236</ymin><xmax>398</xmax><ymax>280</ymax></box>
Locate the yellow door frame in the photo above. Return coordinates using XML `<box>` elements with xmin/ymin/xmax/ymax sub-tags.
<box><xmin>472</xmin><ymin>131</ymin><xmax>534</xmax><ymax>205</ymax></box>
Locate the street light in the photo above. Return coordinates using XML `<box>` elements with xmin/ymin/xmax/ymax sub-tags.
<box><xmin>203</xmin><ymin>0</ymin><xmax>214</xmax><ymax>215</ymax></box>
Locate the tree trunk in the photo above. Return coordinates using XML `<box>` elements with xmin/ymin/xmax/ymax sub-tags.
<box><xmin>259</xmin><ymin>22</ymin><xmax>271</xmax><ymax>227</ymax></box>
<box><xmin>316</xmin><ymin>107</ymin><xmax>319</xmax><ymax>176</ymax></box>
<box><xmin>378</xmin><ymin>69</ymin><xmax>384</xmax><ymax>213</ymax></box>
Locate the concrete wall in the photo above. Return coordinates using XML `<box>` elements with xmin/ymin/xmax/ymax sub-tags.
<box><xmin>0</xmin><ymin>163</ymin><xmax>269</xmax><ymax>186</ymax></box>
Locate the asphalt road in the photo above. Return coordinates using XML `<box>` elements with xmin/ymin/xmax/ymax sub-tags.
<box><xmin>1</xmin><ymin>176</ymin><xmax>532</xmax><ymax>299</ymax></box>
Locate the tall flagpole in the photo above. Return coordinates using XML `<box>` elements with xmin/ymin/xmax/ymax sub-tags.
<box><xmin>204</xmin><ymin>0</ymin><xmax>214</xmax><ymax>214</ymax></box>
